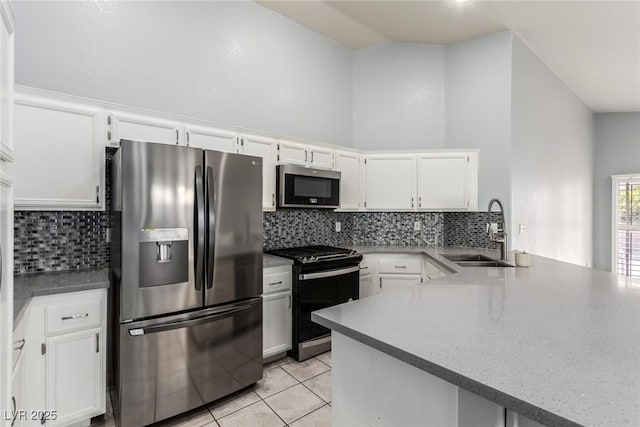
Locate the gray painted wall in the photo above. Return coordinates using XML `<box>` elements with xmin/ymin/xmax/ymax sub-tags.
<box><xmin>13</xmin><ymin>1</ymin><xmax>353</xmax><ymax>146</ymax></box>
<box><xmin>511</xmin><ymin>36</ymin><xmax>594</xmax><ymax>267</ymax></box>
<box><xmin>352</xmin><ymin>43</ymin><xmax>445</xmax><ymax>150</ymax></box>
<box><xmin>445</xmin><ymin>32</ymin><xmax>513</xmax><ymax>213</ymax></box>
<box><xmin>593</xmin><ymin>113</ymin><xmax>640</xmax><ymax>271</ymax></box>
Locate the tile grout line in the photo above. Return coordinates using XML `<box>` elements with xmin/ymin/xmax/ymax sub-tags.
<box><xmin>299</xmin><ymin>380</ymin><xmax>331</xmax><ymax>406</ymax></box>
<box><xmin>285</xmin><ymin>403</ymin><xmax>331</xmax><ymax>426</ymax></box>
<box><xmin>261</xmin><ymin>395</ymin><xmax>293</xmax><ymax>427</ymax></box>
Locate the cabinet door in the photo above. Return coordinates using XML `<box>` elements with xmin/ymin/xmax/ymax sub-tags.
<box><xmin>46</xmin><ymin>328</ymin><xmax>105</xmax><ymax>426</ymax></box>
<box><xmin>365</xmin><ymin>155</ymin><xmax>416</xmax><ymax>210</ymax></box>
<box><xmin>108</xmin><ymin>111</ymin><xmax>180</xmax><ymax>146</ymax></box>
<box><xmin>185</xmin><ymin>124</ymin><xmax>238</xmax><ymax>153</ymax></box>
<box><xmin>359</xmin><ymin>274</ymin><xmax>371</xmax><ymax>299</ymax></box>
<box><xmin>379</xmin><ymin>274</ymin><xmax>422</xmax><ymax>293</ymax></box>
<box><xmin>263</xmin><ymin>292</ymin><xmax>292</xmax><ymax>359</ymax></box>
<box><xmin>11</xmin><ymin>351</ymin><xmax>24</xmax><ymax>427</ymax></box>
<box><xmin>242</xmin><ymin>135</ymin><xmax>277</xmax><ymax>210</ymax></box>
<box><xmin>309</xmin><ymin>147</ymin><xmax>334</xmax><ymax>170</ymax></box>
<box><xmin>14</xmin><ymin>95</ymin><xmax>104</xmax><ymax>210</ymax></box>
<box><xmin>336</xmin><ymin>151</ymin><xmax>361</xmax><ymax>210</ymax></box>
<box><xmin>417</xmin><ymin>154</ymin><xmax>469</xmax><ymax>210</ymax></box>
<box><xmin>278</xmin><ymin>141</ymin><xmax>308</xmax><ymax>166</ymax></box>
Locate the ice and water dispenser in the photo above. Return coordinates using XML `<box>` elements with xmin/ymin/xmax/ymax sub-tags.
<box><xmin>138</xmin><ymin>228</ymin><xmax>189</xmax><ymax>287</ymax></box>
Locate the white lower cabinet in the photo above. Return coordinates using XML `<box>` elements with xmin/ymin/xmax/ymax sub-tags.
<box><xmin>379</xmin><ymin>274</ymin><xmax>423</xmax><ymax>292</ymax></box>
<box><xmin>263</xmin><ymin>265</ymin><xmax>292</xmax><ymax>359</ymax></box>
<box><xmin>20</xmin><ymin>289</ymin><xmax>106</xmax><ymax>427</ymax></box>
<box><xmin>46</xmin><ymin>328</ymin><xmax>103</xmax><ymax>427</ymax></box>
<box><xmin>263</xmin><ymin>293</ymin><xmax>292</xmax><ymax>359</ymax></box>
<box><xmin>359</xmin><ymin>253</ymin><xmax>447</xmax><ymax>298</ymax></box>
<box><xmin>359</xmin><ymin>274</ymin><xmax>372</xmax><ymax>299</ymax></box>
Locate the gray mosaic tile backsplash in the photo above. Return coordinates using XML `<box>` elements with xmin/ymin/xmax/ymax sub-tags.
<box><xmin>14</xmin><ymin>211</ymin><xmax>109</xmax><ymax>274</ymax></box>
<box><xmin>264</xmin><ymin>210</ymin><xmax>444</xmax><ymax>250</ymax></box>
<box><xmin>15</xmin><ymin>208</ymin><xmax>499</xmax><ymax>273</ymax></box>
<box><xmin>444</xmin><ymin>212</ymin><xmax>503</xmax><ymax>250</ymax></box>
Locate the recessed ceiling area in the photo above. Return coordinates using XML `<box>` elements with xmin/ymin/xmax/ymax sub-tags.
<box><xmin>259</xmin><ymin>0</ymin><xmax>640</xmax><ymax>112</ymax></box>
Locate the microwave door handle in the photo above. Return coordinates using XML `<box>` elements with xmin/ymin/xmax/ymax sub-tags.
<box><xmin>206</xmin><ymin>165</ymin><xmax>215</xmax><ymax>289</ymax></box>
<box><xmin>194</xmin><ymin>165</ymin><xmax>205</xmax><ymax>291</ymax></box>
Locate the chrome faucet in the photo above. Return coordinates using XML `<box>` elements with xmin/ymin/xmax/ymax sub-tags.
<box><xmin>487</xmin><ymin>198</ymin><xmax>508</xmax><ymax>261</ymax></box>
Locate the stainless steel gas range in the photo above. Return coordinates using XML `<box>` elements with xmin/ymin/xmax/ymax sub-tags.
<box><xmin>268</xmin><ymin>245</ymin><xmax>362</xmax><ymax>361</ymax></box>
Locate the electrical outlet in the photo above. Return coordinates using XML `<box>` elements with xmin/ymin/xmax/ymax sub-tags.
<box><xmin>414</xmin><ymin>221</ymin><xmax>421</xmax><ymax>231</ymax></box>
<box><xmin>519</xmin><ymin>224</ymin><xmax>526</xmax><ymax>234</ymax></box>
<box><xmin>335</xmin><ymin>222</ymin><xmax>341</xmax><ymax>232</ymax></box>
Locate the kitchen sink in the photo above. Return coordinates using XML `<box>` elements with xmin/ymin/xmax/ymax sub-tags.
<box><xmin>441</xmin><ymin>254</ymin><xmax>514</xmax><ymax>268</ymax></box>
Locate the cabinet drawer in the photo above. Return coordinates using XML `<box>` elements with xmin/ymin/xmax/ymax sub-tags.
<box><xmin>263</xmin><ymin>267</ymin><xmax>292</xmax><ymax>294</ymax></box>
<box><xmin>379</xmin><ymin>258</ymin><xmax>422</xmax><ymax>274</ymax></box>
<box><xmin>47</xmin><ymin>298</ymin><xmax>104</xmax><ymax>336</ymax></box>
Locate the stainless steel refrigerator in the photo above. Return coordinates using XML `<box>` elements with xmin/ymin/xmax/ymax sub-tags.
<box><xmin>110</xmin><ymin>140</ymin><xmax>263</xmax><ymax>427</ymax></box>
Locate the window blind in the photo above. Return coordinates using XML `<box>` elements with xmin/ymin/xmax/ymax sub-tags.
<box><xmin>614</xmin><ymin>175</ymin><xmax>640</xmax><ymax>278</ymax></box>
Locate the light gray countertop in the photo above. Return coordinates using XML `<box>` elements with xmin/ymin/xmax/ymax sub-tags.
<box><xmin>14</xmin><ymin>268</ymin><xmax>109</xmax><ymax>327</ymax></box>
<box><xmin>313</xmin><ymin>246</ymin><xmax>640</xmax><ymax>427</ymax></box>
<box><xmin>263</xmin><ymin>254</ymin><xmax>294</xmax><ymax>268</ymax></box>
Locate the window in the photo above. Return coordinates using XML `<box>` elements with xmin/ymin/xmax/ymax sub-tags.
<box><xmin>612</xmin><ymin>174</ymin><xmax>640</xmax><ymax>277</ymax></box>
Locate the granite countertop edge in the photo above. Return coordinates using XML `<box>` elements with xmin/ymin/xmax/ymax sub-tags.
<box><xmin>13</xmin><ymin>268</ymin><xmax>110</xmax><ymax>327</ymax></box>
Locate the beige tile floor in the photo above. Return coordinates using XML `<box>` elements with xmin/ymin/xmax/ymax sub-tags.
<box><xmin>93</xmin><ymin>351</ymin><xmax>332</xmax><ymax>427</ymax></box>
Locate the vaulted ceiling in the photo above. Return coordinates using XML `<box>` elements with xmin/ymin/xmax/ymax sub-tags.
<box><xmin>259</xmin><ymin>1</ymin><xmax>640</xmax><ymax>112</ymax></box>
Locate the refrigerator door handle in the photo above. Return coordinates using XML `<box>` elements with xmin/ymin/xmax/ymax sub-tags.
<box><xmin>127</xmin><ymin>300</ymin><xmax>257</xmax><ymax>336</ymax></box>
<box><xmin>194</xmin><ymin>165</ymin><xmax>205</xmax><ymax>291</ymax></box>
<box><xmin>206</xmin><ymin>165</ymin><xmax>216</xmax><ymax>289</ymax></box>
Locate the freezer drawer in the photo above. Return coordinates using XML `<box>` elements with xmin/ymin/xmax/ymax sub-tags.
<box><xmin>116</xmin><ymin>298</ymin><xmax>263</xmax><ymax>427</ymax></box>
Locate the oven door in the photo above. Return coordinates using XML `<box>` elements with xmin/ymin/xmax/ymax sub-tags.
<box><xmin>278</xmin><ymin>165</ymin><xmax>340</xmax><ymax>208</ymax></box>
<box><xmin>297</xmin><ymin>266</ymin><xmax>359</xmax><ymax>345</ymax></box>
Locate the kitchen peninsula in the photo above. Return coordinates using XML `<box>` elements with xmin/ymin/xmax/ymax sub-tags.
<box><xmin>313</xmin><ymin>248</ymin><xmax>640</xmax><ymax>427</ymax></box>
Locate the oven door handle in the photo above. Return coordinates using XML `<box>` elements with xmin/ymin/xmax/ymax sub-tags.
<box><xmin>298</xmin><ymin>266</ymin><xmax>359</xmax><ymax>281</ymax></box>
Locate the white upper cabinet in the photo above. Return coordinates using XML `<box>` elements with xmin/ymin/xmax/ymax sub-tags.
<box><xmin>107</xmin><ymin>110</ymin><xmax>180</xmax><ymax>147</ymax></box>
<box><xmin>417</xmin><ymin>152</ymin><xmax>477</xmax><ymax>211</ymax></box>
<box><xmin>308</xmin><ymin>146</ymin><xmax>334</xmax><ymax>169</ymax></box>
<box><xmin>277</xmin><ymin>140</ymin><xmax>308</xmax><ymax>166</ymax></box>
<box><xmin>240</xmin><ymin>134</ymin><xmax>277</xmax><ymax>211</ymax></box>
<box><xmin>364</xmin><ymin>154</ymin><xmax>416</xmax><ymax>211</ymax></box>
<box><xmin>278</xmin><ymin>140</ymin><xmax>335</xmax><ymax>170</ymax></box>
<box><xmin>185</xmin><ymin>124</ymin><xmax>238</xmax><ymax>153</ymax></box>
<box><xmin>335</xmin><ymin>151</ymin><xmax>361</xmax><ymax>210</ymax></box>
<box><xmin>14</xmin><ymin>94</ymin><xmax>104</xmax><ymax>210</ymax></box>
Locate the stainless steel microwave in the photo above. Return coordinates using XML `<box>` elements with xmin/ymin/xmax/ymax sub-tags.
<box><xmin>277</xmin><ymin>164</ymin><xmax>341</xmax><ymax>209</ymax></box>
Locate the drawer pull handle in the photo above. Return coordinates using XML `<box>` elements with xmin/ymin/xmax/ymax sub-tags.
<box><xmin>61</xmin><ymin>313</ymin><xmax>89</xmax><ymax>321</ymax></box>
<box><xmin>359</xmin><ymin>266</ymin><xmax>368</xmax><ymax>270</ymax></box>
<box><xmin>269</xmin><ymin>281</ymin><xmax>283</xmax><ymax>286</ymax></box>
<box><xmin>394</xmin><ymin>265</ymin><xmax>407</xmax><ymax>269</ymax></box>
<box><xmin>13</xmin><ymin>339</ymin><xmax>25</xmax><ymax>350</ymax></box>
